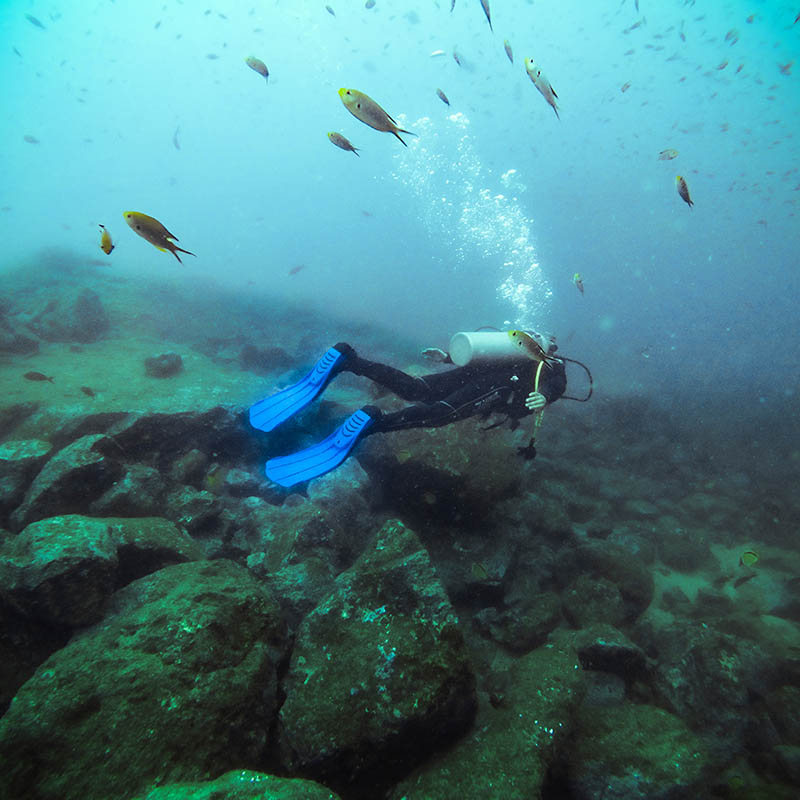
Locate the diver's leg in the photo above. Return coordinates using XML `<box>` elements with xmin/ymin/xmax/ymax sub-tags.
<box><xmin>335</xmin><ymin>343</ymin><xmax>436</xmax><ymax>400</ymax></box>
<box><xmin>367</xmin><ymin>380</ymin><xmax>513</xmax><ymax>433</ymax></box>
<box><xmin>336</xmin><ymin>343</ymin><xmax>476</xmax><ymax>403</ymax></box>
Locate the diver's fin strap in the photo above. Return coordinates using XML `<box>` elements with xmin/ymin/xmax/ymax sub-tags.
<box><xmin>265</xmin><ymin>408</ymin><xmax>374</xmax><ymax>487</ymax></box>
<box><xmin>249</xmin><ymin>346</ymin><xmax>345</xmax><ymax>432</ymax></box>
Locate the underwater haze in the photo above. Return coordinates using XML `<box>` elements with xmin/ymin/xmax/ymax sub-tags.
<box><xmin>5</xmin><ymin>2</ymin><xmax>800</xmax><ymax>799</ymax></box>
<box><xmin>3</xmin><ymin>0</ymin><xmax>799</xmax><ymax>409</ymax></box>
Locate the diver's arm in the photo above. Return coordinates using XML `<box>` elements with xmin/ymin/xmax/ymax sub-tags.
<box><xmin>536</xmin><ymin>361</ymin><xmax>567</xmax><ymax>404</ymax></box>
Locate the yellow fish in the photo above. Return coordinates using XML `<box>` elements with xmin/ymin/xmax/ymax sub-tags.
<box><xmin>658</xmin><ymin>148</ymin><xmax>679</xmax><ymax>160</ymax></box>
<box><xmin>327</xmin><ymin>131</ymin><xmax>360</xmax><ymax>156</ymax></box>
<box><xmin>507</xmin><ymin>330</ymin><xmax>557</xmax><ymax>364</ymax></box>
<box><xmin>123</xmin><ymin>211</ymin><xmax>196</xmax><ymax>264</ymax></box>
<box><xmin>98</xmin><ymin>224</ymin><xmax>114</xmax><ymax>255</ymax></box>
<box><xmin>739</xmin><ymin>550</ymin><xmax>758</xmax><ymax>567</ymax></box>
<box><xmin>338</xmin><ymin>88</ymin><xmax>414</xmax><ymax>146</ymax></box>
<box><xmin>676</xmin><ymin>175</ymin><xmax>693</xmax><ymax>208</ymax></box>
<box><xmin>245</xmin><ymin>56</ymin><xmax>269</xmax><ymax>82</ymax></box>
<box><xmin>524</xmin><ymin>57</ymin><xmax>560</xmax><ymax>119</ymax></box>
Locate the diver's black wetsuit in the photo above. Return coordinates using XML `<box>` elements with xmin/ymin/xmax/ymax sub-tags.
<box><xmin>336</xmin><ymin>344</ymin><xmax>567</xmax><ymax>433</ymax></box>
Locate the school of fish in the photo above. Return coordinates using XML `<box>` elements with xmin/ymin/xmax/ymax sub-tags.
<box><xmin>65</xmin><ymin>2</ymin><xmax>800</xmax><ymax>287</ymax></box>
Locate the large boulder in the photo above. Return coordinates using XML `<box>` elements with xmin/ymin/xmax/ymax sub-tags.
<box><xmin>0</xmin><ymin>560</ymin><xmax>289</xmax><ymax>800</ymax></box>
<box><xmin>555</xmin><ymin>542</ymin><xmax>654</xmax><ymax>624</ymax></box>
<box><xmin>10</xmin><ymin>433</ymin><xmax>124</xmax><ymax>530</ymax></box>
<box><xmin>278</xmin><ymin>519</ymin><xmax>477</xmax><ymax>797</ymax></box>
<box><xmin>131</xmin><ymin>770</ymin><xmax>341</xmax><ymax>800</ymax></box>
<box><xmin>361</xmin><ymin>420</ymin><xmax>523</xmax><ymax>528</ymax></box>
<box><xmin>0</xmin><ymin>515</ymin><xmax>204</xmax><ymax>628</ymax></box>
<box><xmin>564</xmin><ymin>703</ymin><xmax>710</xmax><ymax>799</ymax></box>
<box><xmin>25</xmin><ymin>288</ymin><xmax>109</xmax><ymax>343</ymax></box>
<box><xmin>0</xmin><ymin>515</ymin><xmax>205</xmax><ymax>711</ymax></box>
<box><xmin>388</xmin><ymin>631</ymin><xmax>587</xmax><ymax>799</ymax></box>
<box><xmin>0</xmin><ymin>438</ymin><xmax>52</xmax><ymax>520</ymax></box>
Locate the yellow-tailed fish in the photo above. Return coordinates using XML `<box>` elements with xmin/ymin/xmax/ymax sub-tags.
<box><xmin>507</xmin><ymin>330</ymin><xmax>557</xmax><ymax>364</ymax></box>
<box><xmin>524</xmin><ymin>57</ymin><xmax>560</xmax><ymax>119</ymax></box>
<box><xmin>503</xmin><ymin>39</ymin><xmax>514</xmax><ymax>64</ymax></box>
<box><xmin>676</xmin><ymin>175</ymin><xmax>693</xmax><ymax>208</ymax></box>
<box><xmin>573</xmin><ymin>272</ymin><xmax>584</xmax><ymax>295</ymax></box>
<box><xmin>244</xmin><ymin>56</ymin><xmax>269</xmax><ymax>82</ymax></box>
<box><xmin>739</xmin><ymin>550</ymin><xmax>758</xmax><ymax>567</ymax></box>
<box><xmin>338</xmin><ymin>88</ymin><xmax>414</xmax><ymax>146</ymax></box>
<box><xmin>99</xmin><ymin>224</ymin><xmax>114</xmax><ymax>255</ymax></box>
<box><xmin>123</xmin><ymin>211</ymin><xmax>196</xmax><ymax>264</ymax></box>
<box><xmin>658</xmin><ymin>148</ymin><xmax>679</xmax><ymax>160</ymax></box>
<box><xmin>327</xmin><ymin>131</ymin><xmax>360</xmax><ymax>156</ymax></box>
<box><xmin>480</xmin><ymin>0</ymin><xmax>492</xmax><ymax>31</ymax></box>
<box><xmin>436</xmin><ymin>88</ymin><xmax>450</xmax><ymax>106</ymax></box>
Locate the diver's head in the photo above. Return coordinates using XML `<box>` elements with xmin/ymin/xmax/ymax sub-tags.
<box><xmin>530</xmin><ymin>330</ymin><xmax>558</xmax><ymax>354</ymax></box>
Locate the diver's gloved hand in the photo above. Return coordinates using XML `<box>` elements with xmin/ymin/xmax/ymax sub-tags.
<box><xmin>421</xmin><ymin>347</ymin><xmax>450</xmax><ymax>363</ymax></box>
<box><xmin>517</xmin><ymin>439</ymin><xmax>537</xmax><ymax>460</ymax></box>
<box><xmin>525</xmin><ymin>391</ymin><xmax>546</xmax><ymax>411</ymax></box>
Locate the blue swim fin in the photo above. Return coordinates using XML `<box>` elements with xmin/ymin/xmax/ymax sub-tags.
<box><xmin>265</xmin><ymin>408</ymin><xmax>374</xmax><ymax>487</ymax></box>
<box><xmin>249</xmin><ymin>345</ymin><xmax>347</xmax><ymax>432</ymax></box>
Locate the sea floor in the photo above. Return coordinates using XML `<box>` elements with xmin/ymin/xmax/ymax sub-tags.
<box><xmin>1</xmin><ymin>262</ymin><xmax>799</xmax><ymax>799</ymax></box>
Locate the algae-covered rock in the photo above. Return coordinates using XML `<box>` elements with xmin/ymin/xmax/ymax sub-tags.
<box><xmin>0</xmin><ymin>560</ymin><xmax>288</xmax><ymax>800</ymax></box>
<box><xmin>0</xmin><ymin>514</ymin><xmax>118</xmax><ymax>626</ymax></box>
<box><xmin>0</xmin><ymin>438</ymin><xmax>52</xmax><ymax>517</ymax></box>
<box><xmin>105</xmin><ymin>405</ymin><xmax>256</xmax><ymax>463</ymax></box>
<box><xmin>132</xmin><ymin>769</ymin><xmax>341</xmax><ymax>800</ymax></box>
<box><xmin>364</xmin><ymin>420</ymin><xmax>522</xmax><ymax>528</ymax></box>
<box><xmin>0</xmin><ymin>515</ymin><xmax>204</xmax><ymax>628</ymax></box>
<box><xmin>0</xmin><ymin>401</ymin><xmax>39</xmax><ymax>440</ymax></box>
<box><xmin>145</xmin><ymin>351</ymin><xmax>184</xmax><ymax>378</ymax></box>
<box><xmin>10</xmin><ymin>433</ymin><xmax>123</xmax><ymax>530</ymax></box>
<box><xmin>89</xmin><ymin>464</ymin><xmax>166</xmax><ymax>516</ymax></box>
<box><xmin>637</xmin><ymin>617</ymin><xmax>778</xmax><ymax>756</ymax></box>
<box><xmin>555</xmin><ymin>542</ymin><xmax>654</xmax><ymax>623</ymax></box>
<box><xmin>575</xmin><ymin>623</ymin><xmax>649</xmax><ymax>682</ymax></box>
<box><xmin>566</xmin><ymin>703</ymin><xmax>709</xmax><ymax>799</ymax></box>
<box><xmin>26</xmin><ymin>288</ymin><xmax>109</xmax><ymax>343</ymax></box>
<box><xmin>278</xmin><ymin>519</ymin><xmax>476</xmax><ymax>796</ymax></box>
<box><xmin>388</xmin><ymin>632</ymin><xmax>586</xmax><ymax>800</ymax></box>
<box><xmin>562</xmin><ymin>574</ymin><xmax>626</xmax><ymax>628</ymax></box>
<box><xmin>472</xmin><ymin>590</ymin><xmax>561</xmax><ymax>655</ymax></box>
<box><xmin>0</xmin><ymin>600</ymin><xmax>69</xmax><ymax>717</ymax></box>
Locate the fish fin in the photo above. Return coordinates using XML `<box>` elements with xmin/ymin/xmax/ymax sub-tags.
<box><xmin>392</xmin><ymin>130</ymin><xmax>409</xmax><ymax>147</ymax></box>
<box><xmin>174</xmin><ymin>246</ymin><xmax>196</xmax><ymax>258</ymax></box>
<box><xmin>552</xmin><ymin>104</ymin><xmax>560</xmax><ymax>119</ymax></box>
<box><xmin>551</xmin><ymin>86</ymin><xmax>558</xmax><ymax>98</ymax></box>
<box><xmin>156</xmin><ymin>246</ymin><xmax>168</xmax><ymax>253</ymax></box>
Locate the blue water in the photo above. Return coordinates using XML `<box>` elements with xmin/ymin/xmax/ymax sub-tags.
<box><xmin>2</xmin><ymin>0</ymin><xmax>798</xmax><ymax>424</ymax></box>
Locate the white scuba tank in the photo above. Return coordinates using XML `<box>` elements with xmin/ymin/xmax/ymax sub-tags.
<box><xmin>448</xmin><ymin>331</ymin><xmax>523</xmax><ymax>366</ymax></box>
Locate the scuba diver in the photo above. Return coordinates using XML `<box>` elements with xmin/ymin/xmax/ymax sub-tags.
<box><xmin>250</xmin><ymin>330</ymin><xmax>571</xmax><ymax>488</ymax></box>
